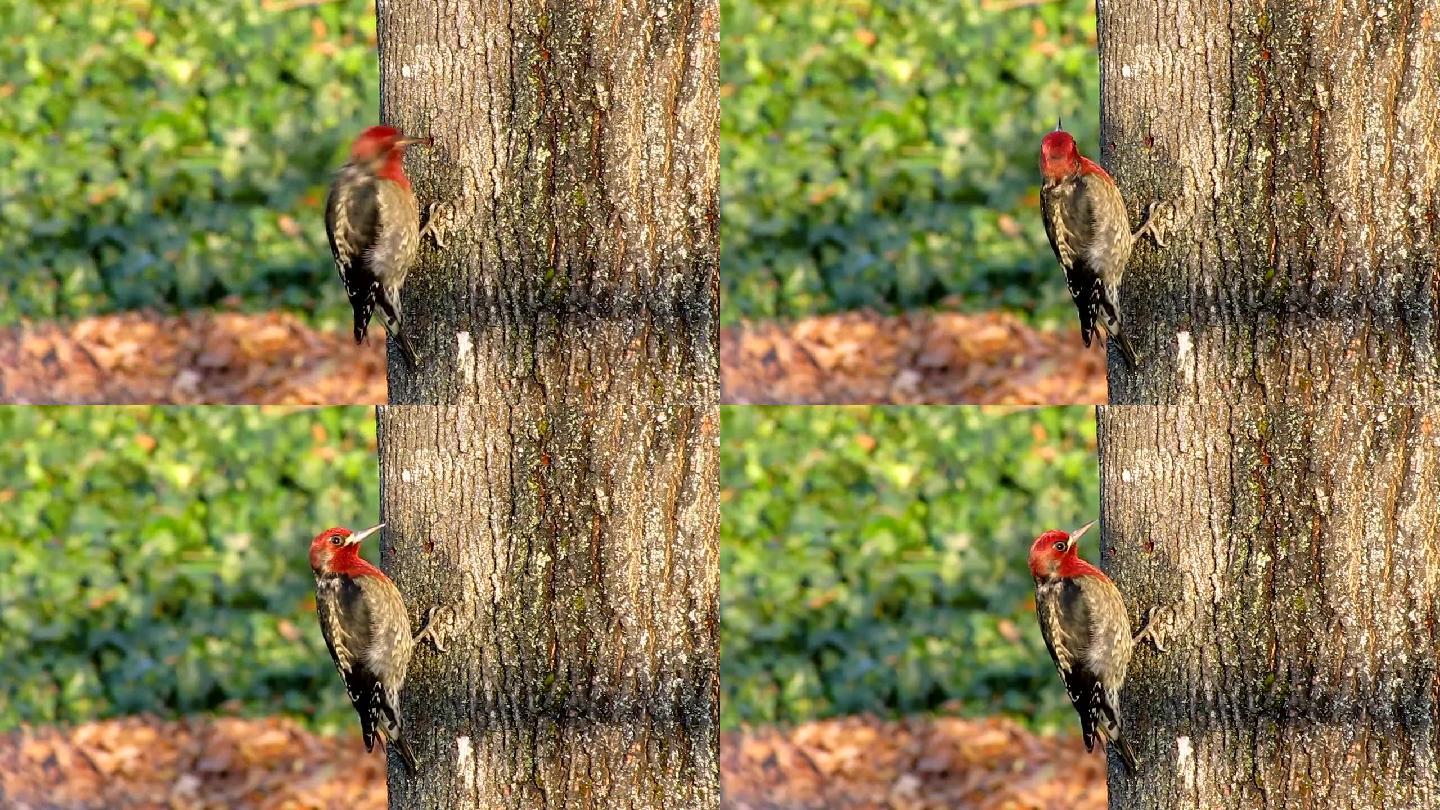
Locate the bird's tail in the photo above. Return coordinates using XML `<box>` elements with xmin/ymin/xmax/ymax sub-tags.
<box><xmin>1111</xmin><ymin>331</ymin><xmax>1141</xmax><ymax>371</ymax></box>
<box><xmin>389</xmin><ymin>734</ymin><xmax>421</xmax><ymax>776</ymax></box>
<box><xmin>353</xmin><ymin>305</ymin><xmax>372</xmax><ymax>347</ymax></box>
<box><xmin>374</xmin><ymin>293</ymin><xmax>422</xmax><ymax>368</ymax></box>
<box><xmin>392</xmin><ymin>329</ymin><xmax>422</xmax><ymax>368</ymax></box>
<box><xmin>1111</xmin><ymin>735</ymin><xmax>1140</xmax><ymax>776</ymax></box>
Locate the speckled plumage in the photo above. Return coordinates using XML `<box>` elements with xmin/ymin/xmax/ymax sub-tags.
<box><xmin>1035</xmin><ymin>572</ymin><xmax>1137</xmax><ymax>768</ymax></box>
<box><xmin>1029</xmin><ymin>524</ymin><xmax>1142</xmax><ymax>775</ymax></box>
<box><xmin>324</xmin><ymin>127</ymin><xmax>428</xmax><ymax>366</ymax></box>
<box><xmin>1040</xmin><ymin>129</ymin><xmax>1159</xmax><ymax>370</ymax></box>
<box><xmin>310</xmin><ymin>525</ymin><xmax>422</xmax><ymax>775</ymax></box>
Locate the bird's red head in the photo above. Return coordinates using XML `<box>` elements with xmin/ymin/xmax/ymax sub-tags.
<box><xmin>1039</xmin><ymin>126</ymin><xmax>1113</xmax><ymax>185</ymax></box>
<box><xmin>1028</xmin><ymin>520</ymin><xmax>1106</xmax><ymax>581</ymax></box>
<box><xmin>348</xmin><ymin>126</ymin><xmax>432</xmax><ymax>187</ymax></box>
<box><xmin>309</xmin><ymin>523</ymin><xmax>386</xmax><ymax>576</ymax></box>
<box><xmin>1039</xmin><ymin>129</ymin><xmax>1082</xmax><ymax>181</ymax></box>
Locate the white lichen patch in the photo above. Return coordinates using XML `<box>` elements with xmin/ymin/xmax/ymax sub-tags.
<box><xmin>456</xmin><ymin>331</ymin><xmax>474</xmax><ymax>388</ymax></box>
<box><xmin>456</xmin><ymin>735</ymin><xmax>474</xmax><ymax>794</ymax></box>
<box><xmin>1176</xmin><ymin>331</ymin><xmax>1194</xmax><ymax>388</ymax></box>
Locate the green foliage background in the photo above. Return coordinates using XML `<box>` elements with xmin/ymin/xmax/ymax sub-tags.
<box><xmin>0</xmin><ymin>406</ymin><xmax>1097</xmax><ymax>733</ymax></box>
<box><xmin>0</xmin><ymin>407</ymin><xmax>378</xmax><ymax>731</ymax></box>
<box><xmin>721</xmin><ymin>406</ymin><xmax>1097</xmax><ymax>732</ymax></box>
<box><xmin>1</xmin><ymin>0</ymin><xmax>1099</xmax><ymax>326</ymax></box>
<box><xmin>1</xmin><ymin>0</ymin><xmax>376</xmax><ymax>324</ymax></box>
<box><xmin>722</xmin><ymin>0</ymin><xmax>1098</xmax><ymax>324</ymax></box>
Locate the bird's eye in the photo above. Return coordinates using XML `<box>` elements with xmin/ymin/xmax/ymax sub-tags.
<box><xmin>330</xmin><ymin>536</ymin><xmax>343</xmax><ymax>546</ymax></box>
<box><xmin>1053</xmin><ymin>541</ymin><xmax>1066</xmax><ymax>552</ymax></box>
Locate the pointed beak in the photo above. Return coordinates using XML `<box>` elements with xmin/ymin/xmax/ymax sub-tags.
<box><xmin>1066</xmin><ymin>519</ymin><xmax>1096</xmax><ymax>550</ymax></box>
<box><xmin>1055</xmin><ymin>117</ymin><xmax>1063</xmax><ymax>132</ymax></box>
<box><xmin>394</xmin><ymin>136</ymin><xmax>433</xmax><ymax>149</ymax></box>
<box><xmin>346</xmin><ymin>523</ymin><xmax>385</xmax><ymax>546</ymax></box>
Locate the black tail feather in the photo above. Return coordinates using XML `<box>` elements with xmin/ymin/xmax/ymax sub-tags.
<box><xmin>1111</xmin><ymin>331</ymin><xmax>1141</xmax><ymax>371</ymax></box>
<box><xmin>392</xmin><ymin>328</ymin><xmax>422</xmax><ymax>368</ymax></box>
<box><xmin>374</xmin><ymin>289</ymin><xmax>422</xmax><ymax>368</ymax></box>
<box><xmin>1111</xmin><ymin>735</ymin><xmax>1140</xmax><ymax>776</ymax></box>
<box><xmin>390</xmin><ymin>734</ymin><xmax>420</xmax><ymax>776</ymax></box>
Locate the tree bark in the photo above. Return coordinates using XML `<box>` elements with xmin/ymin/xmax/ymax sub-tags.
<box><xmin>371</xmin><ymin>1</ymin><xmax>719</xmax><ymax>807</ymax></box>
<box><xmin>1097</xmin><ymin>403</ymin><xmax>1440</xmax><ymax>809</ymax></box>
<box><xmin>375</xmin><ymin>404</ymin><xmax>719</xmax><ymax>808</ymax></box>
<box><xmin>1096</xmin><ymin>0</ymin><xmax>1440</xmax><ymax>403</ymax></box>
<box><xmin>376</xmin><ymin>0</ymin><xmax>719</xmax><ymax>406</ymax></box>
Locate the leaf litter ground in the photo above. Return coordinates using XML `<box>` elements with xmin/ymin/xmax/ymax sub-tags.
<box><xmin>1</xmin><ymin>714</ymin><xmax>1105</xmax><ymax>809</ymax></box>
<box><xmin>0</xmin><ymin>311</ymin><xmax>1105</xmax><ymax>405</ymax></box>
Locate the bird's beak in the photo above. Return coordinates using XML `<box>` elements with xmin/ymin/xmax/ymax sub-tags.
<box><xmin>1066</xmin><ymin>519</ymin><xmax>1096</xmax><ymax>550</ymax></box>
<box><xmin>1055</xmin><ymin>117</ymin><xmax>1063</xmax><ymax>132</ymax></box>
<box><xmin>394</xmin><ymin>136</ymin><xmax>433</xmax><ymax>149</ymax></box>
<box><xmin>346</xmin><ymin>523</ymin><xmax>385</xmax><ymax>546</ymax></box>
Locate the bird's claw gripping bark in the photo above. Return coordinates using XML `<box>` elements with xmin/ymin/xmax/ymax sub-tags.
<box><xmin>420</xmin><ymin>201</ymin><xmax>452</xmax><ymax>250</ymax></box>
<box><xmin>414</xmin><ymin>604</ymin><xmax>455</xmax><ymax>653</ymax></box>
<box><xmin>1133</xmin><ymin>605</ymin><xmax>1172</xmax><ymax>652</ymax></box>
<box><xmin>1134</xmin><ymin>200</ymin><xmax>1169</xmax><ymax>248</ymax></box>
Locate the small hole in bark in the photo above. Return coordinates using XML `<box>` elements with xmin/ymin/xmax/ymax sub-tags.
<box><xmin>1144</xmin><ymin>539</ymin><xmax>1156</xmax><ymax>553</ymax></box>
<box><xmin>424</xmin><ymin>538</ymin><xmax>435</xmax><ymax>553</ymax></box>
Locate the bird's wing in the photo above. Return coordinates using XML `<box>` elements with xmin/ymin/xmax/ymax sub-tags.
<box><xmin>1056</xmin><ymin>577</ymin><xmax>1105</xmax><ymax>750</ymax></box>
<box><xmin>1043</xmin><ymin>182</ymin><xmax>1103</xmax><ymax>346</ymax></box>
<box><xmin>325</xmin><ymin>167</ymin><xmax>383</xmax><ymax>304</ymax></box>
<box><xmin>316</xmin><ymin>575</ymin><xmax>383</xmax><ymax>750</ymax></box>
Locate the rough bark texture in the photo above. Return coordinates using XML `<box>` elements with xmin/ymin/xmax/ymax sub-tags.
<box><xmin>376</xmin><ymin>0</ymin><xmax>719</xmax><ymax>405</ymax></box>
<box><xmin>375</xmin><ymin>404</ymin><xmax>719</xmax><ymax>809</ymax></box>
<box><xmin>1097</xmin><ymin>404</ymin><xmax>1440</xmax><ymax>809</ymax></box>
<box><xmin>371</xmin><ymin>1</ymin><xmax>719</xmax><ymax>806</ymax></box>
<box><xmin>1096</xmin><ymin>0</ymin><xmax>1440</xmax><ymax>403</ymax></box>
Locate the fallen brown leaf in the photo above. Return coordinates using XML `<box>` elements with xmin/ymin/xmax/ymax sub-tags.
<box><xmin>721</xmin><ymin>310</ymin><xmax>1108</xmax><ymax>405</ymax></box>
<box><xmin>721</xmin><ymin>714</ymin><xmax>1106</xmax><ymax>810</ymax></box>
<box><xmin>0</xmin><ymin>309</ymin><xmax>1106</xmax><ymax>406</ymax></box>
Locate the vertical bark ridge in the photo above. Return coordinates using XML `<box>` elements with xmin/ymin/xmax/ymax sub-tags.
<box><xmin>1098</xmin><ymin>404</ymin><xmax>1440</xmax><ymax>808</ymax></box>
<box><xmin>377</xmin><ymin>404</ymin><xmax>719</xmax><ymax>809</ymax></box>
<box><xmin>1097</xmin><ymin>0</ymin><xmax>1440</xmax><ymax>403</ymax></box>
<box><xmin>371</xmin><ymin>1</ymin><xmax>719</xmax><ymax>807</ymax></box>
<box><xmin>376</xmin><ymin>0</ymin><xmax>719</xmax><ymax>407</ymax></box>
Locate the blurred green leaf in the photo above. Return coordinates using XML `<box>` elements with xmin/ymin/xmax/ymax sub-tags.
<box><xmin>0</xmin><ymin>406</ymin><xmax>378</xmax><ymax>732</ymax></box>
<box><xmin>721</xmin><ymin>406</ymin><xmax>1098</xmax><ymax>733</ymax></box>
<box><xmin>4</xmin><ymin>0</ymin><xmax>1100</xmax><ymax>329</ymax></box>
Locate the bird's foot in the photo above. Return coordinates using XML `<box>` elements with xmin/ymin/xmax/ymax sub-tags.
<box><xmin>1133</xmin><ymin>200</ymin><xmax>1169</xmax><ymax>248</ymax></box>
<box><xmin>1133</xmin><ymin>604</ymin><xmax>1173</xmax><ymax>652</ymax></box>
<box><xmin>420</xmin><ymin>201</ymin><xmax>453</xmax><ymax>250</ymax></box>
<box><xmin>414</xmin><ymin>604</ymin><xmax>456</xmax><ymax>653</ymax></box>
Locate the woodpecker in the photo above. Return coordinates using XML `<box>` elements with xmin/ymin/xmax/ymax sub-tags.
<box><xmin>324</xmin><ymin>125</ymin><xmax>446</xmax><ymax>368</ymax></box>
<box><xmin>1039</xmin><ymin>125</ymin><xmax>1164</xmax><ymax>371</ymax></box>
<box><xmin>1028</xmin><ymin>520</ymin><xmax>1161</xmax><ymax>775</ymax></box>
<box><xmin>309</xmin><ymin>523</ymin><xmax>447</xmax><ymax>775</ymax></box>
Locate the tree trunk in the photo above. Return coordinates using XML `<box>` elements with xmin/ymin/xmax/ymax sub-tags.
<box><xmin>1096</xmin><ymin>403</ymin><xmax>1440</xmax><ymax>809</ymax></box>
<box><xmin>376</xmin><ymin>0</ymin><xmax>719</xmax><ymax>405</ymax></box>
<box><xmin>371</xmin><ymin>1</ymin><xmax>719</xmax><ymax>807</ymax></box>
<box><xmin>1096</xmin><ymin>0</ymin><xmax>1440</xmax><ymax>403</ymax></box>
<box><xmin>376</xmin><ymin>404</ymin><xmax>719</xmax><ymax>808</ymax></box>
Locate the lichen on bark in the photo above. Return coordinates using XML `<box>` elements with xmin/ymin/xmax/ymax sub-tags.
<box><xmin>1098</xmin><ymin>403</ymin><xmax>1440</xmax><ymax>809</ymax></box>
<box><xmin>369</xmin><ymin>1</ymin><xmax>720</xmax><ymax>807</ymax></box>
<box><xmin>1096</xmin><ymin>0</ymin><xmax>1440</xmax><ymax>403</ymax></box>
